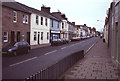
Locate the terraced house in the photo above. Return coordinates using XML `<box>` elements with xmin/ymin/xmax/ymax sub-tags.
<box><xmin>19</xmin><ymin>4</ymin><xmax>52</xmax><ymax>45</ymax></box>
<box><xmin>40</xmin><ymin>6</ymin><xmax>61</xmax><ymax>42</ymax></box>
<box><xmin>2</xmin><ymin>2</ymin><xmax>31</xmax><ymax>48</ymax></box>
<box><xmin>52</xmin><ymin>12</ymin><xmax>69</xmax><ymax>40</ymax></box>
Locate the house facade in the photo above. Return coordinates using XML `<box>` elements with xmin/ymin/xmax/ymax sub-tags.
<box><xmin>30</xmin><ymin>12</ymin><xmax>50</xmax><ymax>45</ymax></box>
<box><xmin>67</xmin><ymin>21</ymin><xmax>74</xmax><ymax>40</ymax></box>
<box><xmin>2</xmin><ymin>2</ymin><xmax>31</xmax><ymax>48</ymax></box>
<box><xmin>104</xmin><ymin>1</ymin><xmax>120</xmax><ymax>72</ymax></box>
<box><xmin>20</xmin><ymin>4</ymin><xmax>51</xmax><ymax>45</ymax></box>
<box><xmin>40</xmin><ymin>6</ymin><xmax>61</xmax><ymax>42</ymax></box>
<box><xmin>52</xmin><ymin>12</ymin><xmax>68</xmax><ymax>40</ymax></box>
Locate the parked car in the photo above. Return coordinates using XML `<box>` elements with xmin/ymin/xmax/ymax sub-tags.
<box><xmin>2</xmin><ymin>41</ymin><xmax>31</xmax><ymax>56</ymax></box>
<box><xmin>87</xmin><ymin>36</ymin><xmax>90</xmax><ymax>39</ymax></box>
<box><xmin>71</xmin><ymin>37</ymin><xmax>80</xmax><ymax>41</ymax></box>
<box><xmin>62</xmin><ymin>38</ymin><xmax>69</xmax><ymax>44</ymax></box>
<box><xmin>51</xmin><ymin>39</ymin><xmax>62</xmax><ymax>46</ymax></box>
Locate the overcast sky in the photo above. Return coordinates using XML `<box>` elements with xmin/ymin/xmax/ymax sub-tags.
<box><xmin>14</xmin><ymin>0</ymin><xmax>112</xmax><ymax>32</ymax></box>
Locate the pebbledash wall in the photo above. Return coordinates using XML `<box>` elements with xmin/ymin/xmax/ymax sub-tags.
<box><xmin>30</xmin><ymin>13</ymin><xmax>50</xmax><ymax>45</ymax></box>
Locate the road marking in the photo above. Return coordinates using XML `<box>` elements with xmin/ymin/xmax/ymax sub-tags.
<box><xmin>61</xmin><ymin>47</ymin><xmax>67</xmax><ymax>49</ymax></box>
<box><xmin>9</xmin><ymin>57</ymin><xmax>38</xmax><ymax>67</ymax></box>
<box><xmin>86</xmin><ymin>43</ymin><xmax>96</xmax><ymax>53</ymax></box>
<box><xmin>44</xmin><ymin>50</ymin><xmax>57</xmax><ymax>55</ymax></box>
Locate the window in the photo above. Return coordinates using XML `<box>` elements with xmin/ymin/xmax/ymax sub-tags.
<box><xmin>41</xmin><ymin>17</ymin><xmax>43</xmax><ymax>25</ymax></box>
<box><xmin>45</xmin><ymin>18</ymin><xmax>48</xmax><ymax>26</ymax></box>
<box><xmin>34</xmin><ymin>32</ymin><xmax>37</xmax><ymax>41</ymax></box>
<box><xmin>26</xmin><ymin>15</ymin><xmax>28</xmax><ymax>24</ymax></box>
<box><xmin>13</xmin><ymin>11</ymin><xmax>17</xmax><ymax>23</ymax></box>
<box><xmin>57</xmin><ymin>22</ymin><xmax>59</xmax><ymax>28</ymax></box>
<box><xmin>23</xmin><ymin>15</ymin><xmax>26</xmax><ymax>23</ymax></box>
<box><xmin>47</xmin><ymin>32</ymin><xmax>49</xmax><ymax>40</ymax></box>
<box><xmin>36</xmin><ymin>15</ymin><xmax>39</xmax><ymax>25</ymax></box>
<box><xmin>41</xmin><ymin>32</ymin><xmax>43</xmax><ymax>40</ymax></box>
<box><xmin>3</xmin><ymin>32</ymin><xmax>8</xmax><ymax>42</ymax></box>
<box><xmin>62</xmin><ymin>22</ymin><xmax>64</xmax><ymax>29</ymax></box>
<box><xmin>23</xmin><ymin>15</ymin><xmax>28</xmax><ymax>24</ymax></box>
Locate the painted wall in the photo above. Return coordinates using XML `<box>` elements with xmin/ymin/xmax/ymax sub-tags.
<box><xmin>30</xmin><ymin>13</ymin><xmax>50</xmax><ymax>45</ymax></box>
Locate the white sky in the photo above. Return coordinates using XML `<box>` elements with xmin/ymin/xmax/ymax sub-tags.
<box><xmin>14</xmin><ymin>0</ymin><xmax>112</xmax><ymax>32</ymax></box>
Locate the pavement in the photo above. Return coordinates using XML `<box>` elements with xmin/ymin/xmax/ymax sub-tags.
<box><xmin>31</xmin><ymin>43</ymin><xmax>51</xmax><ymax>49</ymax></box>
<box><xmin>60</xmin><ymin>39</ymin><xmax>119</xmax><ymax>80</ymax></box>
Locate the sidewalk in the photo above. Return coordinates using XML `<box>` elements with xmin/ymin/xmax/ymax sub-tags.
<box><xmin>60</xmin><ymin>39</ymin><xmax>118</xmax><ymax>80</ymax></box>
<box><xmin>31</xmin><ymin>43</ymin><xmax>51</xmax><ymax>49</ymax></box>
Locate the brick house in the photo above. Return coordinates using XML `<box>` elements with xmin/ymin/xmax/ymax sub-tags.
<box><xmin>2</xmin><ymin>2</ymin><xmax>31</xmax><ymax>48</ymax></box>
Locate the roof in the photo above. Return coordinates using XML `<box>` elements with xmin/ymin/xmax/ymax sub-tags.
<box><xmin>51</xmin><ymin>12</ymin><xmax>66</xmax><ymax>21</ymax></box>
<box><xmin>17</xmin><ymin>2</ymin><xmax>61</xmax><ymax>21</ymax></box>
<box><xmin>2</xmin><ymin>2</ymin><xmax>61</xmax><ymax>21</ymax></box>
<box><xmin>2</xmin><ymin>2</ymin><xmax>31</xmax><ymax>14</ymax></box>
<box><xmin>67</xmin><ymin>21</ymin><xmax>75</xmax><ymax>26</ymax></box>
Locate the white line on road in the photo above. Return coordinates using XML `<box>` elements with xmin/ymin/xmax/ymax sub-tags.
<box><xmin>86</xmin><ymin>43</ymin><xmax>96</xmax><ymax>53</ymax></box>
<box><xmin>44</xmin><ymin>50</ymin><xmax>57</xmax><ymax>55</ymax></box>
<box><xmin>9</xmin><ymin>57</ymin><xmax>38</xmax><ymax>67</ymax></box>
<box><xmin>61</xmin><ymin>47</ymin><xmax>67</xmax><ymax>49</ymax></box>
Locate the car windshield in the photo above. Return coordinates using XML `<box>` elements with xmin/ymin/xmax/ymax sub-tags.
<box><xmin>14</xmin><ymin>43</ymin><xmax>19</xmax><ymax>47</ymax></box>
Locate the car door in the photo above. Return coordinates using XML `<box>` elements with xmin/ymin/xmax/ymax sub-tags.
<box><xmin>22</xmin><ymin>42</ymin><xmax>28</xmax><ymax>52</ymax></box>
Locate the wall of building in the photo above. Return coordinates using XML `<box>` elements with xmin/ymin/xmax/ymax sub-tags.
<box><xmin>2</xmin><ymin>6</ymin><xmax>30</xmax><ymax>48</ymax></box>
<box><xmin>30</xmin><ymin>13</ymin><xmax>50</xmax><ymax>45</ymax></box>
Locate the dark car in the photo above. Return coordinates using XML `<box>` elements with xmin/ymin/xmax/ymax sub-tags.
<box><xmin>61</xmin><ymin>38</ymin><xmax>69</xmax><ymax>44</ymax></box>
<box><xmin>51</xmin><ymin>39</ymin><xmax>62</xmax><ymax>46</ymax></box>
<box><xmin>2</xmin><ymin>41</ymin><xmax>31</xmax><ymax>56</ymax></box>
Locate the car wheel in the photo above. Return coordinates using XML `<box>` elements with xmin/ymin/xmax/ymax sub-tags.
<box><xmin>13</xmin><ymin>51</ymin><xmax>17</xmax><ymax>56</ymax></box>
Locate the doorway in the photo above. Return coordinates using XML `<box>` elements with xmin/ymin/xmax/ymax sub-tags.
<box><xmin>38</xmin><ymin>32</ymin><xmax>40</xmax><ymax>44</ymax></box>
<box><xmin>11</xmin><ymin>31</ymin><xmax>15</xmax><ymax>44</ymax></box>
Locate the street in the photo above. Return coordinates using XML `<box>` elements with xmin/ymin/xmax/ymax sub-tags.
<box><xmin>2</xmin><ymin>37</ymin><xmax>99</xmax><ymax>79</ymax></box>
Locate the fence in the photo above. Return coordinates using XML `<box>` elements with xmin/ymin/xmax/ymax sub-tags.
<box><xmin>25</xmin><ymin>50</ymin><xmax>84</xmax><ymax>81</ymax></box>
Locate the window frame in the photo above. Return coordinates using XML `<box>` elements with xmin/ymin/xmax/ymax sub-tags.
<box><xmin>41</xmin><ymin>32</ymin><xmax>43</xmax><ymax>40</ymax></box>
<box><xmin>3</xmin><ymin>32</ymin><xmax>8</xmax><ymax>43</ymax></box>
<box><xmin>36</xmin><ymin>15</ymin><xmax>39</xmax><ymax>25</ymax></box>
<box><xmin>41</xmin><ymin>17</ymin><xmax>43</xmax><ymax>25</ymax></box>
<box><xmin>13</xmin><ymin>11</ymin><xmax>17</xmax><ymax>23</ymax></box>
<box><xmin>34</xmin><ymin>32</ymin><xmax>37</xmax><ymax>41</ymax></box>
<box><xmin>25</xmin><ymin>15</ymin><xmax>28</xmax><ymax>24</ymax></box>
<box><xmin>45</xmin><ymin>18</ymin><xmax>48</xmax><ymax>26</ymax></box>
<box><xmin>47</xmin><ymin>32</ymin><xmax>49</xmax><ymax>40</ymax></box>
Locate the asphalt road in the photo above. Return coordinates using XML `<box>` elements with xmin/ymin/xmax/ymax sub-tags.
<box><xmin>2</xmin><ymin>37</ymin><xmax>99</xmax><ymax>79</ymax></box>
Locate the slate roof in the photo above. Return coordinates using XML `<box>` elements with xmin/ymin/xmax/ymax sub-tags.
<box><xmin>51</xmin><ymin>12</ymin><xmax>66</xmax><ymax>21</ymax></box>
<box><xmin>2</xmin><ymin>2</ymin><xmax>31</xmax><ymax>14</ymax></box>
<box><xmin>2</xmin><ymin>2</ymin><xmax>61</xmax><ymax>21</ymax></box>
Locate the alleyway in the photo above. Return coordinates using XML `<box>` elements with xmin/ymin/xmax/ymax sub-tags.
<box><xmin>61</xmin><ymin>39</ymin><xmax>118</xmax><ymax>80</ymax></box>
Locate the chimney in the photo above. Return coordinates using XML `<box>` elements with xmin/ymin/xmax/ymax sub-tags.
<box><xmin>41</xmin><ymin>6</ymin><xmax>51</xmax><ymax>13</ymax></box>
<box><xmin>72</xmin><ymin>22</ymin><xmax>75</xmax><ymax>25</ymax></box>
<box><xmin>84</xmin><ymin>24</ymin><xmax>86</xmax><ymax>26</ymax></box>
<box><xmin>61</xmin><ymin>14</ymin><xmax>66</xmax><ymax>19</ymax></box>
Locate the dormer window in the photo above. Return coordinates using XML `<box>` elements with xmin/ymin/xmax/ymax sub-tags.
<box><xmin>13</xmin><ymin>11</ymin><xmax>17</xmax><ymax>23</ymax></box>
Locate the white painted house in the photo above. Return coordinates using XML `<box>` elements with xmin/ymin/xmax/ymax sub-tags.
<box><xmin>23</xmin><ymin>6</ymin><xmax>51</xmax><ymax>45</ymax></box>
<box><xmin>30</xmin><ymin>12</ymin><xmax>50</xmax><ymax>45</ymax></box>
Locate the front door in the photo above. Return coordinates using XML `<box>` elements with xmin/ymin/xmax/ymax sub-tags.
<box><xmin>38</xmin><ymin>32</ymin><xmax>40</xmax><ymax>44</ymax></box>
<box><xmin>17</xmin><ymin>31</ymin><xmax>20</xmax><ymax>42</ymax></box>
<box><xmin>27</xmin><ymin>32</ymin><xmax>30</xmax><ymax>44</ymax></box>
<box><xmin>11</xmin><ymin>31</ymin><xmax>15</xmax><ymax>44</ymax></box>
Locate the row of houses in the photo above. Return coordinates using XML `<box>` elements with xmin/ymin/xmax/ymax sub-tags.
<box><xmin>104</xmin><ymin>0</ymin><xmax>120</xmax><ymax>71</ymax></box>
<box><xmin>2</xmin><ymin>2</ymin><xmax>97</xmax><ymax>48</ymax></box>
